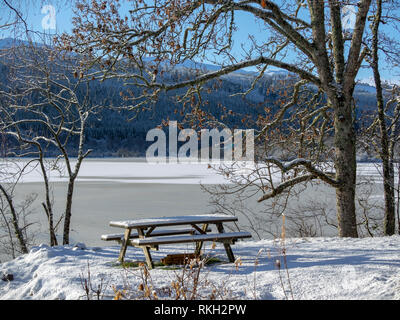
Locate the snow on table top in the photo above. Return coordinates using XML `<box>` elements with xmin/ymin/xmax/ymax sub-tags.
<box><xmin>109</xmin><ymin>214</ymin><xmax>238</xmax><ymax>228</ymax></box>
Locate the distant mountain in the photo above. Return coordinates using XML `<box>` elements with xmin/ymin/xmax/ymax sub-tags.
<box><xmin>0</xmin><ymin>38</ymin><xmax>379</xmax><ymax>157</ymax></box>
<box><xmin>0</xmin><ymin>38</ymin><xmax>16</xmax><ymax>48</ymax></box>
<box><xmin>143</xmin><ymin>55</ymin><xmax>289</xmax><ymax>80</ymax></box>
<box><xmin>0</xmin><ymin>37</ymin><xmax>32</xmax><ymax>49</ymax></box>
<box><xmin>173</xmin><ymin>57</ymin><xmax>378</xmax><ymax>96</ymax></box>
<box><xmin>357</xmin><ymin>77</ymin><xmax>400</xmax><ymax>101</ymax></box>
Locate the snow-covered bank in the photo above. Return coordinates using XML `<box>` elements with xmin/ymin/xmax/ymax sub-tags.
<box><xmin>1</xmin><ymin>159</ymin><xmax>394</xmax><ymax>185</ymax></box>
<box><xmin>1</xmin><ymin>236</ymin><xmax>399</xmax><ymax>300</ymax></box>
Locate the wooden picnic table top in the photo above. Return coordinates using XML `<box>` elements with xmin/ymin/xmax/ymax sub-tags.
<box><xmin>109</xmin><ymin>214</ymin><xmax>238</xmax><ymax>229</ymax></box>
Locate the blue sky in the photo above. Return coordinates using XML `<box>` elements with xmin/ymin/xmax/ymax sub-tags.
<box><xmin>1</xmin><ymin>1</ymin><xmax>399</xmax><ymax>84</ymax></box>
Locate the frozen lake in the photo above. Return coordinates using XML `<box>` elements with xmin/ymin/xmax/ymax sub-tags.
<box><xmin>4</xmin><ymin>158</ymin><xmax>389</xmax><ymax>250</ymax></box>
<box><xmin>9</xmin><ymin>158</ymin><xmax>225</xmax><ymax>247</ymax></box>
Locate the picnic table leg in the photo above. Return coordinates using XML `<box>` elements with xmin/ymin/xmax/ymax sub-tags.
<box><xmin>137</xmin><ymin>228</ymin><xmax>154</xmax><ymax>269</ymax></box>
<box><xmin>216</xmin><ymin>222</ymin><xmax>235</xmax><ymax>262</ymax></box>
<box><xmin>194</xmin><ymin>223</ymin><xmax>209</xmax><ymax>257</ymax></box>
<box><xmin>142</xmin><ymin>246</ymin><xmax>154</xmax><ymax>269</ymax></box>
<box><xmin>118</xmin><ymin>228</ymin><xmax>131</xmax><ymax>263</ymax></box>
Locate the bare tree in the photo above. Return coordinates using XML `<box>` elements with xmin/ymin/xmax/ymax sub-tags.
<box><xmin>0</xmin><ymin>156</ymin><xmax>36</xmax><ymax>259</ymax></box>
<box><xmin>58</xmin><ymin>0</ymin><xmax>383</xmax><ymax>237</ymax></box>
<box><xmin>359</xmin><ymin>0</ymin><xmax>400</xmax><ymax>235</ymax></box>
<box><xmin>0</xmin><ymin>39</ymin><xmax>101</xmax><ymax>245</ymax></box>
<box><xmin>0</xmin><ymin>0</ymin><xmax>37</xmax><ymax>259</ymax></box>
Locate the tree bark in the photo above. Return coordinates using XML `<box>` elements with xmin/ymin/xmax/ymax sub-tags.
<box><xmin>0</xmin><ymin>184</ymin><xmax>29</xmax><ymax>254</ymax></box>
<box><xmin>310</xmin><ymin>0</ymin><xmax>361</xmax><ymax>237</ymax></box>
<box><xmin>38</xmin><ymin>157</ymin><xmax>58</xmax><ymax>246</ymax></box>
<box><xmin>332</xmin><ymin>95</ymin><xmax>358</xmax><ymax>237</ymax></box>
<box><xmin>63</xmin><ymin>178</ymin><xmax>75</xmax><ymax>245</ymax></box>
<box><xmin>371</xmin><ymin>0</ymin><xmax>396</xmax><ymax>235</ymax></box>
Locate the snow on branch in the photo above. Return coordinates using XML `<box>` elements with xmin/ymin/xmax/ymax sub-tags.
<box><xmin>264</xmin><ymin>157</ymin><xmax>338</xmax><ymax>187</ymax></box>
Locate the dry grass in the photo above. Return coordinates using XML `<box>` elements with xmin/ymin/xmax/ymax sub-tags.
<box><xmin>112</xmin><ymin>254</ymin><xmax>237</xmax><ymax>300</ymax></box>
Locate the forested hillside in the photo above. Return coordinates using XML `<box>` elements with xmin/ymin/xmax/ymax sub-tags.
<box><xmin>0</xmin><ymin>38</ymin><xmax>377</xmax><ymax>157</ymax></box>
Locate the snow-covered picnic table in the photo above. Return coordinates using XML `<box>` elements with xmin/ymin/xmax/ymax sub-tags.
<box><xmin>102</xmin><ymin>214</ymin><xmax>252</xmax><ymax>268</ymax></box>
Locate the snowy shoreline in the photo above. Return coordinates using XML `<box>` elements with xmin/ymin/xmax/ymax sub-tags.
<box><xmin>1</xmin><ymin>236</ymin><xmax>399</xmax><ymax>300</ymax></box>
<box><xmin>0</xmin><ymin>159</ymin><xmax>392</xmax><ymax>184</ymax></box>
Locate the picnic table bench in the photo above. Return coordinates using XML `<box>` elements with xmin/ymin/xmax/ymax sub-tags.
<box><xmin>101</xmin><ymin>214</ymin><xmax>252</xmax><ymax>269</ymax></box>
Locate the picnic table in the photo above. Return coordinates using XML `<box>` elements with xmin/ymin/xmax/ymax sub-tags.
<box><xmin>101</xmin><ymin>214</ymin><xmax>252</xmax><ymax>269</ymax></box>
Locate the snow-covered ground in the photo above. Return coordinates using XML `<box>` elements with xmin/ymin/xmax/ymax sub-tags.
<box><xmin>1</xmin><ymin>159</ymin><xmax>398</xmax><ymax>300</ymax></box>
<box><xmin>1</xmin><ymin>236</ymin><xmax>399</xmax><ymax>300</ymax></box>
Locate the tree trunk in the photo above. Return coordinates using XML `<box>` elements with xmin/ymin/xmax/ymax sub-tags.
<box><xmin>0</xmin><ymin>184</ymin><xmax>29</xmax><ymax>254</ymax></box>
<box><xmin>397</xmin><ymin>164</ymin><xmax>400</xmax><ymax>235</ymax></box>
<box><xmin>382</xmin><ymin>161</ymin><xmax>396</xmax><ymax>234</ymax></box>
<box><xmin>333</xmin><ymin>95</ymin><xmax>358</xmax><ymax>237</ymax></box>
<box><xmin>309</xmin><ymin>0</ymin><xmax>360</xmax><ymax>237</ymax></box>
<box><xmin>44</xmin><ymin>183</ymin><xmax>58</xmax><ymax>246</ymax></box>
<box><xmin>371</xmin><ymin>0</ymin><xmax>396</xmax><ymax>235</ymax></box>
<box><xmin>38</xmin><ymin>158</ymin><xmax>58</xmax><ymax>246</ymax></box>
<box><xmin>42</xmin><ymin>201</ymin><xmax>58</xmax><ymax>246</ymax></box>
<box><xmin>63</xmin><ymin>178</ymin><xmax>75</xmax><ymax>245</ymax></box>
